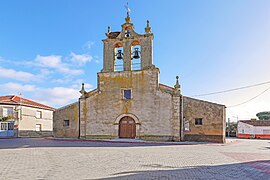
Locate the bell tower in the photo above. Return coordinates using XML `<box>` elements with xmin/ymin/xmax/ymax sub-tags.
<box><xmin>102</xmin><ymin>12</ymin><xmax>155</xmax><ymax>72</ymax></box>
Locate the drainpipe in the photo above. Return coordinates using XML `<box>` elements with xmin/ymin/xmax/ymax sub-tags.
<box><xmin>78</xmin><ymin>98</ymin><xmax>81</xmax><ymax>139</ymax></box>
<box><xmin>180</xmin><ymin>95</ymin><xmax>184</xmax><ymax>141</ymax></box>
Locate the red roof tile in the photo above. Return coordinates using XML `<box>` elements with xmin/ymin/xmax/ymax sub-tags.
<box><xmin>0</xmin><ymin>95</ymin><xmax>55</xmax><ymax>111</ymax></box>
<box><xmin>239</xmin><ymin>120</ymin><xmax>270</xmax><ymax>126</ymax></box>
<box><xmin>159</xmin><ymin>83</ymin><xmax>175</xmax><ymax>90</ymax></box>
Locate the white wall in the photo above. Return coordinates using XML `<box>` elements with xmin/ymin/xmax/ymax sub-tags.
<box><xmin>237</xmin><ymin>122</ymin><xmax>254</xmax><ymax>134</ymax></box>
<box><xmin>254</xmin><ymin>126</ymin><xmax>270</xmax><ymax>134</ymax></box>
<box><xmin>238</xmin><ymin>122</ymin><xmax>270</xmax><ymax>135</ymax></box>
<box><xmin>18</xmin><ymin>106</ymin><xmax>53</xmax><ymax>131</ymax></box>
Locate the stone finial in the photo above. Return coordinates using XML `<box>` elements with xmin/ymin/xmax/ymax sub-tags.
<box><xmin>79</xmin><ymin>83</ymin><xmax>87</xmax><ymax>98</ymax></box>
<box><xmin>105</xmin><ymin>26</ymin><xmax>111</xmax><ymax>37</ymax></box>
<box><xmin>145</xmin><ymin>20</ymin><xmax>151</xmax><ymax>34</ymax></box>
<box><xmin>125</xmin><ymin>16</ymin><xmax>131</xmax><ymax>23</ymax></box>
<box><xmin>174</xmin><ymin>76</ymin><xmax>181</xmax><ymax>94</ymax></box>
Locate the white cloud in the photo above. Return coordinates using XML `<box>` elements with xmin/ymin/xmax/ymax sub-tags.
<box><xmin>1</xmin><ymin>82</ymin><xmax>37</xmax><ymax>94</ymax></box>
<box><xmin>0</xmin><ymin>82</ymin><xmax>81</xmax><ymax>107</ymax></box>
<box><xmin>70</xmin><ymin>80</ymin><xmax>93</xmax><ymax>90</ymax></box>
<box><xmin>0</xmin><ymin>66</ymin><xmax>37</xmax><ymax>82</ymax></box>
<box><xmin>83</xmin><ymin>41</ymin><xmax>94</xmax><ymax>50</ymax></box>
<box><xmin>35</xmin><ymin>55</ymin><xmax>83</xmax><ymax>75</ymax></box>
<box><xmin>70</xmin><ymin>52</ymin><xmax>93</xmax><ymax>66</ymax></box>
<box><xmin>33</xmin><ymin>87</ymin><xmax>81</xmax><ymax>107</ymax></box>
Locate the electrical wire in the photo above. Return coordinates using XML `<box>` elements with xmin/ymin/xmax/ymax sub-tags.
<box><xmin>191</xmin><ymin>80</ymin><xmax>270</xmax><ymax>97</ymax></box>
<box><xmin>226</xmin><ymin>86</ymin><xmax>270</xmax><ymax>108</ymax></box>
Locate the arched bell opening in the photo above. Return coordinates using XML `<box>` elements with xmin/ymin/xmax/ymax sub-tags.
<box><xmin>124</xmin><ymin>27</ymin><xmax>132</xmax><ymax>37</ymax></box>
<box><xmin>131</xmin><ymin>40</ymin><xmax>141</xmax><ymax>70</ymax></box>
<box><xmin>114</xmin><ymin>43</ymin><xmax>124</xmax><ymax>71</ymax></box>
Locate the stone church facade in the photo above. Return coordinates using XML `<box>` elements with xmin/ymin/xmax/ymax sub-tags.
<box><xmin>53</xmin><ymin>15</ymin><xmax>226</xmax><ymax>143</ymax></box>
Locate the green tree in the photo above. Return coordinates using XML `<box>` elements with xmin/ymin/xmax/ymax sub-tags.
<box><xmin>0</xmin><ymin>115</ymin><xmax>13</xmax><ymax>122</ymax></box>
<box><xmin>256</xmin><ymin>111</ymin><xmax>270</xmax><ymax>120</ymax></box>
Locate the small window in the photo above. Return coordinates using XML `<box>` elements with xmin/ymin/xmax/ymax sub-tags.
<box><xmin>184</xmin><ymin>121</ymin><xmax>190</xmax><ymax>131</ymax></box>
<box><xmin>123</xmin><ymin>89</ymin><xmax>132</xmax><ymax>100</ymax></box>
<box><xmin>8</xmin><ymin>123</ymin><xmax>14</xmax><ymax>130</ymax></box>
<box><xmin>36</xmin><ymin>111</ymin><xmax>42</xmax><ymax>119</ymax></box>
<box><xmin>35</xmin><ymin>124</ymin><xmax>41</xmax><ymax>131</ymax></box>
<box><xmin>1</xmin><ymin>123</ymin><xmax>7</xmax><ymax>130</ymax></box>
<box><xmin>3</xmin><ymin>107</ymin><xmax>13</xmax><ymax>117</ymax></box>
<box><xmin>195</xmin><ymin>118</ymin><xmax>203</xmax><ymax>125</ymax></box>
<box><xmin>63</xmin><ymin>120</ymin><xmax>70</xmax><ymax>127</ymax></box>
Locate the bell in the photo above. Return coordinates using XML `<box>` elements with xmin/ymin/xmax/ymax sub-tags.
<box><xmin>125</xmin><ymin>30</ymin><xmax>130</xmax><ymax>37</ymax></box>
<box><xmin>116</xmin><ymin>50</ymin><xmax>123</xmax><ymax>59</ymax></box>
<box><xmin>133</xmin><ymin>48</ymin><xmax>140</xmax><ymax>59</ymax></box>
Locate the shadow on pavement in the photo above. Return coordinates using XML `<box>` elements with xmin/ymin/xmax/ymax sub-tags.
<box><xmin>0</xmin><ymin>138</ymin><xmax>207</xmax><ymax>149</ymax></box>
<box><xmin>103</xmin><ymin>160</ymin><xmax>270</xmax><ymax>180</ymax></box>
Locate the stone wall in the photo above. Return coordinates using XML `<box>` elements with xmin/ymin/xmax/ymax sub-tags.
<box><xmin>53</xmin><ymin>102</ymin><xmax>79</xmax><ymax>138</ymax></box>
<box><xmin>183</xmin><ymin>96</ymin><xmax>226</xmax><ymax>143</ymax></box>
<box><xmin>80</xmin><ymin>68</ymin><xmax>181</xmax><ymax>141</ymax></box>
<box><xmin>19</xmin><ymin>130</ymin><xmax>53</xmax><ymax>138</ymax></box>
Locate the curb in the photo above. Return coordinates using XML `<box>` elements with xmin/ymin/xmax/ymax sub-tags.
<box><xmin>45</xmin><ymin>137</ymin><xmax>205</xmax><ymax>146</ymax></box>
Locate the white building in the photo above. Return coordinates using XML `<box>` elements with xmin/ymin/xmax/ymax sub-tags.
<box><xmin>0</xmin><ymin>95</ymin><xmax>55</xmax><ymax>137</ymax></box>
<box><xmin>237</xmin><ymin>120</ymin><xmax>270</xmax><ymax>139</ymax></box>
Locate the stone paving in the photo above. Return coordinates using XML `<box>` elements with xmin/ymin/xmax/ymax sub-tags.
<box><xmin>0</xmin><ymin>138</ymin><xmax>269</xmax><ymax>180</ymax></box>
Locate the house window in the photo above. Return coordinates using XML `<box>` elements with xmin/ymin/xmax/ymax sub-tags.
<box><xmin>36</xmin><ymin>111</ymin><xmax>42</xmax><ymax>119</ymax></box>
<box><xmin>195</xmin><ymin>118</ymin><xmax>203</xmax><ymax>125</ymax></box>
<box><xmin>3</xmin><ymin>107</ymin><xmax>13</xmax><ymax>117</ymax></box>
<box><xmin>123</xmin><ymin>89</ymin><xmax>132</xmax><ymax>100</ymax></box>
<box><xmin>35</xmin><ymin>124</ymin><xmax>41</xmax><ymax>131</ymax></box>
<box><xmin>63</xmin><ymin>120</ymin><xmax>70</xmax><ymax>127</ymax></box>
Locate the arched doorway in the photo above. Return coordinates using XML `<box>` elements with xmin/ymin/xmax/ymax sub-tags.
<box><xmin>119</xmin><ymin>116</ymin><xmax>136</xmax><ymax>138</ymax></box>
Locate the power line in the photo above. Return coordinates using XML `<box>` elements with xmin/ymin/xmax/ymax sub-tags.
<box><xmin>191</xmin><ymin>80</ymin><xmax>270</xmax><ymax>97</ymax></box>
<box><xmin>227</xmin><ymin>86</ymin><xmax>270</xmax><ymax>108</ymax></box>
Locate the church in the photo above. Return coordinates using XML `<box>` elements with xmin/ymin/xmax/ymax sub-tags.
<box><xmin>53</xmin><ymin>13</ymin><xmax>226</xmax><ymax>143</ymax></box>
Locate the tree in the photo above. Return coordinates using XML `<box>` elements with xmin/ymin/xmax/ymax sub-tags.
<box><xmin>256</xmin><ymin>111</ymin><xmax>270</xmax><ymax>120</ymax></box>
<box><xmin>0</xmin><ymin>116</ymin><xmax>12</xmax><ymax>122</ymax></box>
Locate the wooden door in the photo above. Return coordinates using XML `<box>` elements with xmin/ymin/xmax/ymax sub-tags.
<box><xmin>119</xmin><ymin>116</ymin><xmax>136</xmax><ymax>138</ymax></box>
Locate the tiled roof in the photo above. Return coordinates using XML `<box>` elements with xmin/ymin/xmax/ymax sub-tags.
<box><xmin>0</xmin><ymin>95</ymin><xmax>55</xmax><ymax>111</ymax></box>
<box><xmin>107</xmin><ymin>32</ymin><xmax>121</xmax><ymax>39</ymax></box>
<box><xmin>159</xmin><ymin>83</ymin><xmax>174</xmax><ymax>90</ymax></box>
<box><xmin>239</xmin><ymin>120</ymin><xmax>270</xmax><ymax>126</ymax></box>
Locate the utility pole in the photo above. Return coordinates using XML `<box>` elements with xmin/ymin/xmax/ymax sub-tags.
<box><xmin>227</xmin><ymin>118</ymin><xmax>230</xmax><ymax>137</ymax></box>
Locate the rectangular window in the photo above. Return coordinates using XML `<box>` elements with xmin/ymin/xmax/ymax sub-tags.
<box><xmin>195</xmin><ymin>118</ymin><xmax>203</xmax><ymax>125</ymax></box>
<box><xmin>184</xmin><ymin>121</ymin><xmax>190</xmax><ymax>131</ymax></box>
<box><xmin>263</xmin><ymin>129</ymin><xmax>270</xmax><ymax>134</ymax></box>
<box><xmin>123</xmin><ymin>89</ymin><xmax>132</xmax><ymax>100</ymax></box>
<box><xmin>36</xmin><ymin>111</ymin><xmax>42</xmax><ymax>119</ymax></box>
<box><xmin>63</xmin><ymin>120</ymin><xmax>70</xmax><ymax>127</ymax></box>
<box><xmin>3</xmin><ymin>107</ymin><xmax>13</xmax><ymax>117</ymax></box>
<box><xmin>1</xmin><ymin>123</ymin><xmax>7</xmax><ymax>130</ymax></box>
<box><xmin>8</xmin><ymin>123</ymin><xmax>14</xmax><ymax>130</ymax></box>
<box><xmin>35</xmin><ymin>124</ymin><xmax>41</xmax><ymax>131</ymax></box>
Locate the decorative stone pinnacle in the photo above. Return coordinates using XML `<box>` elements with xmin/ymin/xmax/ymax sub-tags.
<box><xmin>79</xmin><ymin>83</ymin><xmax>87</xmax><ymax>98</ymax></box>
<box><xmin>145</xmin><ymin>20</ymin><xmax>151</xmax><ymax>34</ymax></box>
<box><xmin>125</xmin><ymin>16</ymin><xmax>131</xmax><ymax>23</ymax></box>
<box><xmin>174</xmin><ymin>76</ymin><xmax>181</xmax><ymax>94</ymax></box>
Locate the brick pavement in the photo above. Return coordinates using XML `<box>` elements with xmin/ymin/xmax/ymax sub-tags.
<box><xmin>0</xmin><ymin>138</ymin><xmax>269</xmax><ymax>179</ymax></box>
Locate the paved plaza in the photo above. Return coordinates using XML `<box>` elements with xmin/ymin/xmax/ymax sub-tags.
<box><xmin>0</xmin><ymin>138</ymin><xmax>269</xmax><ymax>180</ymax></box>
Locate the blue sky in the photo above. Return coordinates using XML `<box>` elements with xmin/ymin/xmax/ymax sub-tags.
<box><xmin>0</xmin><ymin>0</ymin><xmax>270</xmax><ymax>121</ymax></box>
